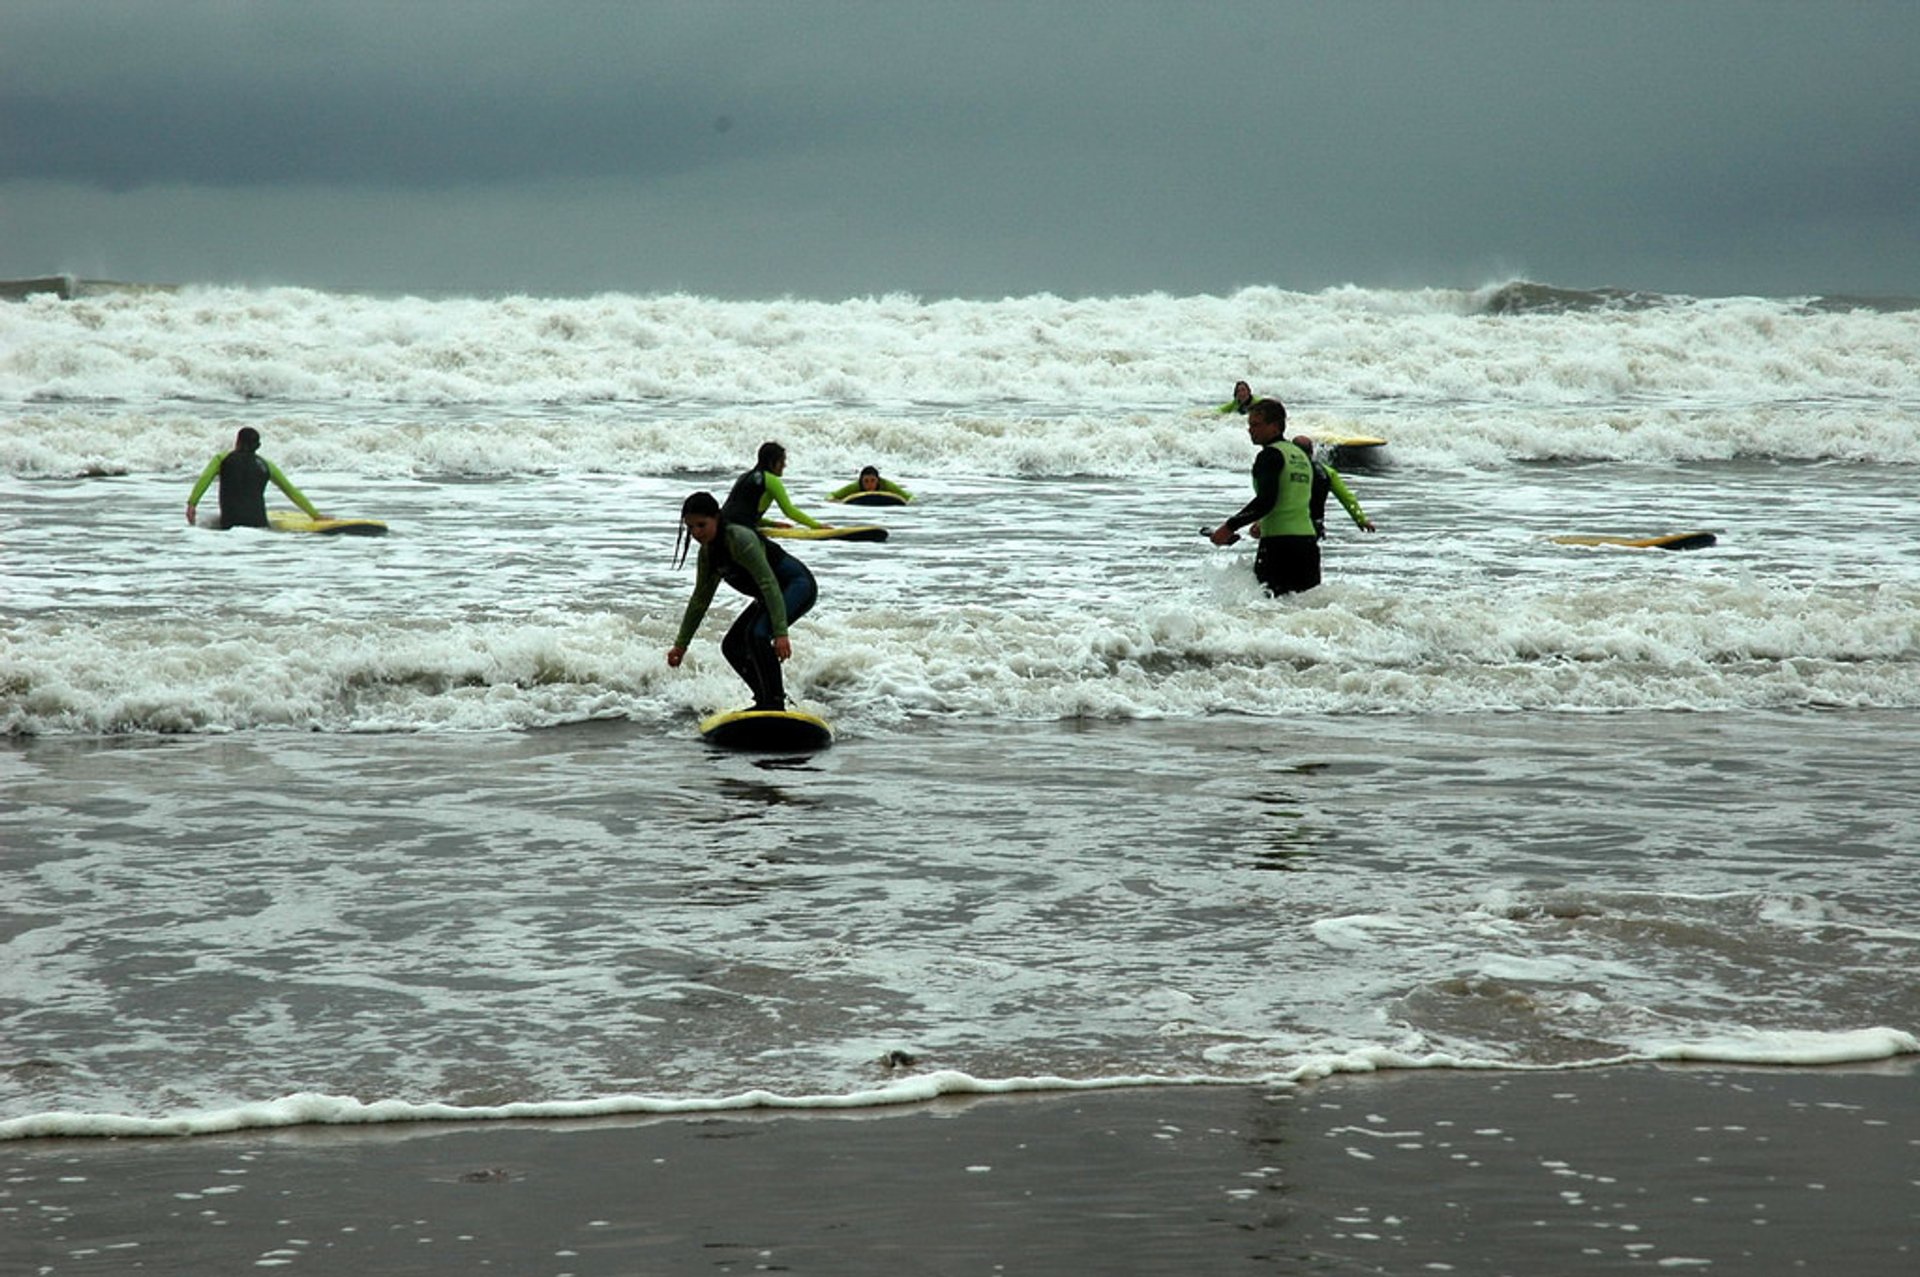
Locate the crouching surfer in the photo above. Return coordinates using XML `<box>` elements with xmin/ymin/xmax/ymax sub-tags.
<box><xmin>666</xmin><ymin>491</ymin><xmax>818</xmax><ymax>712</ymax></box>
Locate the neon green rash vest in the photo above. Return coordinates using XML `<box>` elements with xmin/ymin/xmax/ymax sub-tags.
<box><xmin>1253</xmin><ymin>439</ymin><xmax>1317</xmax><ymax>538</ymax></box>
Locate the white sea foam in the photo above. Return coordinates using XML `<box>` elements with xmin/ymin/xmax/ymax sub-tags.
<box><xmin>3</xmin><ymin>284</ymin><xmax>1916</xmax><ymax>473</ymax></box>
<box><xmin>6</xmin><ymin>1022</ymin><xmax>1913</xmax><ymax>1142</ymax></box>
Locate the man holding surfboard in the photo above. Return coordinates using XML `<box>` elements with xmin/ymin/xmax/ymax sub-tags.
<box><xmin>1208</xmin><ymin>398</ymin><xmax>1321</xmax><ymax>595</ymax></box>
<box><xmin>667</xmin><ymin>491</ymin><xmax>817</xmax><ymax>714</ymax></box>
<box><xmin>185</xmin><ymin>427</ymin><xmax>325</xmax><ymax>529</ymax></box>
<box><xmin>721</xmin><ymin>441</ymin><xmax>828</xmax><ymax>531</ymax></box>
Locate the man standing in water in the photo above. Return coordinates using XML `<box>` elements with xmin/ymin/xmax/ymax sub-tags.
<box><xmin>1208</xmin><ymin>399</ymin><xmax>1320</xmax><ymax>594</ymax></box>
<box><xmin>667</xmin><ymin>491</ymin><xmax>818</xmax><ymax>712</ymax></box>
<box><xmin>185</xmin><ymin>427</ymin><xmax>324</xmax><ymax>529</ymax></box>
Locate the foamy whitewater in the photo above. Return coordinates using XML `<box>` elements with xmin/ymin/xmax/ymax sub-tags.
<box><xmin>2</xmin><ymin>281</ymin><xmax>1917</xmax><ymax>1139</ymax></box>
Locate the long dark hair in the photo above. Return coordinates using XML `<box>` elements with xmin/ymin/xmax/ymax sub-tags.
<box><xmin>755</xmin><ymin>441</ymin><xmax>786</xmax><ymax>471</ymax></box>
<box><xmin>674</xmin><ymin>491</ymin><xmax>722</xmax><ymax>569</ymax></box>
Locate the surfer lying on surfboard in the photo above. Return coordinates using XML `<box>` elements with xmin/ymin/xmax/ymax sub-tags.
<box><xmin>827</xmin><ymin>465</ymin><xmax>913</xmax><ymax>503</ymax></box>
<box><xmin>185</xmin><ymin>427</ymin><xmax>329</xmax><ymax>529</ymax></box>
<box><xmin>667</xmin><ymin>491</ymin><xmax>818</xmax><ymax>714</ymax></box>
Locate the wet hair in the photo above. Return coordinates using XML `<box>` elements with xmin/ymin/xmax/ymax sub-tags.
<box><xmin>235</xmin><ymin>427</ymin><xmax>262</xmax><ymax>452</ymax></box>
<box><xmin>674</xmin><ymin>491</ymin><xmax>722</xmax><ymax>569</ymax></box>
<box><xmin>1291</xmin><ymin>434</ymin><xmax>1315</xmax><ymax>457</ymax></box>
<box><xmin>756</xmin><ymin>441</ymin><xmax>786</xmax><ymax>471</ymax></box>
<box><xmin>859</xmin><ymin>465</ymin><xmax>880</xmax><ymax>480</ymax></box>
<box><xmin>1249</xmin><ymin>398</ymin><xmax>1288</xmax><ymax>430</ymax></box>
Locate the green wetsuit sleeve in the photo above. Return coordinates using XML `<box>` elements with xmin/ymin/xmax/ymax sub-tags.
<box><xmin>1326</xmin><ymin>468</ymin><xmax>1368</xmax><ymax>526</ymax></box>
<box><xmin>881</xmin><ymin>478</ymin><xmax>913</xmax><ymax>500</ymax></box>
<box><xmin>265</xmin><ymin>459</ymin><xmax>322</xmax><ymax>518</ymax></box>
<box><xmin>673</xmin><ymin>548</ymin><xmax>722</xmax><ymax>648</ymax></box>
<box><xmin>763</xmin><ymin>473</ymin><xmax>823</xmax><ymax>528</ymax></box>
<box><xmin>827</xmin><ymin>480</ymin><xmax>859</xmax><ymax>500</ymax></box>
<box><xmin>187</xmin><ymin>453</ymin><xmax>224</xmax><ymax>505</ymax></box>
<box><xmin>1216</xmin><ymin>401</ymin><xmax>1238</xmax><ymax>415</ymax></box>
<box><xmin>1226</xmin><ymin>447</ymin><xmax>1282</xmax><ymax>531</ymax></box>
<box><xmin>729</xmin><ymin>527</ymin><xmax>790</xmax><ymax>636</ymax></box>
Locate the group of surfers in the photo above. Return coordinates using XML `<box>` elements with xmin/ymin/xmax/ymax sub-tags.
<box><xmin>184</xmin><ymin>383</ymin><xmax>1374</xmax><ymax>712</ymax></box>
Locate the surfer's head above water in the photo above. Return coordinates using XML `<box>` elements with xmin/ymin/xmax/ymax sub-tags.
<box><xmin>756</xmin><ymin>441</ymin><xmax>786</xmax><ymax>474</ymax></box>
<box><xmin>675</xmin><ymin>490</ymin><xmax>723</xmax><ymax>568</ymax></box>
<box><xmin>858</xmin><ymin>465</ymin><xmax>881</xmax><ymax>491</ymax></box>
<box><xmin>234</xmin><ymin>427</ymin><xmax>261</xmax><ymax>453</ymax></box>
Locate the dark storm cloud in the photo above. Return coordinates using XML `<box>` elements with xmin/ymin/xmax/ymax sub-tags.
<box><xmin>0</xmin><ymin>84</ymin><xmax>797</xmax><ymax>189</ymax></box>
<box><xmin>4</xmin><ymin>1</ymin><xmax>1918</xmax><ymax>298</ymax></box>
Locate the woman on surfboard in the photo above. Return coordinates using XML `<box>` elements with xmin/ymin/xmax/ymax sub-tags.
<box><xmin>827</xmin><ymin>465</ymin><xmax>913</xmax><ymax>503</ymax></box>
<box><xmin>721</xmin><ymin>441</ymin><xmax>828</xmax><ymax>530</ymax></box>
<box><xmin>667</xmin><ymin>491</ymin><xmax>818</xmax><ymax>713</ymax></box>
<box><xmin>1215</xmin><ymin>380</ymin><xmax>1255</xmax><ymax>415</ymax></box>
<box><xmin>185</xmin><ymin>427</ymin><xmax>326</xmax><ymax>529</ymax></box>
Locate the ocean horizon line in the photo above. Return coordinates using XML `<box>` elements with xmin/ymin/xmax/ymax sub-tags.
<box><xmin>8</xmin><ymin>272</ymin><xmax>1919</xmax><ymax>315</ymax></box>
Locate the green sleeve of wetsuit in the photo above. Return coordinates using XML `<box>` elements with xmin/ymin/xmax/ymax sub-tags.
<box><xmin>827</xmin><ymin>480</ymin><xmax>858</xmax><ymax>500</ymax></box>
<box><xmin>265</xmin><ymin>459</ymin><xmax>321</xmax><ymax>518</ymax></box>
<box><xmin>729</xmin><ymin>526</ymin><xmax>790</xmax><ymax>636</ymax></box>
<box><xmin>1216</xmin><ymin>401</ymin><xmax>1239</xmax><ymax>415</ymax></box>
<box><xmin>762</xmin><ymin>473</ymin><xmax>823</xmax><ymax>529</ymax></box>
<box><xmin>186</xmin><ymin>453</ymin><xmax>224</xmax><ymax>506</ymax></box>
<box><xmin>1226</xmin><ymin>446</ymin><xmax>1283</xmax><ymax>531</ymax></box>
<box><xmin>1326</xmin><ymin>468</ymin><xmax>1368</xmax><ymax>526</ymax></box>
<box><xmin>673</xmin><ymin>549</ymin><xmax>722</xmax><ymax>648</ymax></box>
<box><xmin>881</xmin><ymin>478</ymin><xmax>913</xmax><ymax>500</ymax></box>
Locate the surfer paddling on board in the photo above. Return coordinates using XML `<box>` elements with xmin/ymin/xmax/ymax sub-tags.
<box><xmin>185</xmin><ymin>427</ymin><xmax>325</xmax><ymax>529</ymax></box>
<box><xmin>828</xmin><ymin>465</ymin><xmax>914</xmax><ymax>502</ymax></box>
<box><xmin>722</xmin><ymin>441</ymin><xmax>828</xmax><ymax>530</ymax></box>
<box><xmin>1215</xmin><ymin>380</ymin><xmax>1256</xmax><ymax>415</ymax></box>
<box><xmin>1207</xmin><ymin>398</ymin><xmax>1321</xmax><ymax>595</ymax></box>
<box><xmin>1293</xmin><ymin>436</ymin><xmax>1377</xmax><ymax>539</ymax></box>
<box><xmin>668</xmin><ymin>491</ymin><xmax>818</xmax><ymax>713</ymax></box>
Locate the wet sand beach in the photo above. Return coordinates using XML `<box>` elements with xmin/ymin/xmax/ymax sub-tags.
<box><xmin>8</xmin><ymin>1062</ymin><xmax>1915</xmax><ymax>1276</ymax></box>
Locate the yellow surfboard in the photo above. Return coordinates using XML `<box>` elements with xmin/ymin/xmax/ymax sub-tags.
<box><xmin>762</xmin><ymin>525</ymin><xmax>888</xmax><ymax>543</ymax></box>
<box><xmin>1552</xmin><ymin>530</ymin><xmax>1717</xmax><ymax>551</ymax></box>
<box><xmin>267</xmin><ymin>511</ymin><xmax>389</xmax><ymax>537</ymax></box>
<box><xmin>698</xmin><ymin>708</ymin><xmax>834</xmax><ymax>752</ymax></box>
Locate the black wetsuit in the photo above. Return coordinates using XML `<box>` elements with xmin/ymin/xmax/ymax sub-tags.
<box><xmin>216</xmin><ymin>451</ymin><xmax>273</xmax><ymax>528</ymax></box>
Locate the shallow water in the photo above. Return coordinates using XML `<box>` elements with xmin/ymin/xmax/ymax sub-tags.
<box><xmin>2</xmin><ymin>283</ymin><xmax>1917</xmax><ymax>1135</ymax></box>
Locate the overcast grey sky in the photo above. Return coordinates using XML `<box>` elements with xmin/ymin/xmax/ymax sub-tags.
<box><xmin>4</xmin><ymin>1</ymin><xmax>1915</xmax><ymax>299</ymax></box>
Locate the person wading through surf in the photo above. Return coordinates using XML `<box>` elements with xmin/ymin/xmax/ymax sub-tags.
<box><xmin>1293</xmin><ymin>434</ymin><xmax>1377</xmax><ymax>540</ymax></box>
<box><xmin>1207</xmin><ymin>398</ymin><xmax>1321</xmax><ymax>595</ymax></box>
<box><xmin>721</xmin><ymin>440</ymin><xmax>827</xmax><ymax>530</ymax></box>
<box><xmin>185</xmin><ymin>427</ymin><xmax>325</xmax><ymax>529</ymax></box>
<box><xmin>667</xmin><ymin>491</ymin><xmax>818</xmax><ymax>712</ymax></box>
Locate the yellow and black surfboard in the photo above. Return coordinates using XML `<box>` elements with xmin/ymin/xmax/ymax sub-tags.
<box><xmin>698</xmin><ymin>708</ymin><xmax>834</xmax><ymax>752</ymax></box>
<box><xmin>1551</xmin><ymin>530</ymin><xmax>1717</xmax><ymax>551</ymax></box>
<box><xmin>267</xmin><ymin>511</ymin><xmax>389</xmax><ymax>537</ymax></box>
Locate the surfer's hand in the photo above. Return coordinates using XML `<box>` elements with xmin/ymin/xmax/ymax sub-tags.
<box><xmin>772</xmin><ymin>636</ymin><xmax>791</xmax><ymax>661</ymax></box>
<box><xmin>1208</xmin><ymin>523</ymin><xmax>1239</xmax><ymax>546</ymax></box>
<box><xmin>186</xmin><ymin>504</ymin><xmax>197</xmax><ymax>525</ymax></box>
<box><xmin>666</xmin><ymin>646</ymin><xmax>686</xmax><ymax>668</ymax></box>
